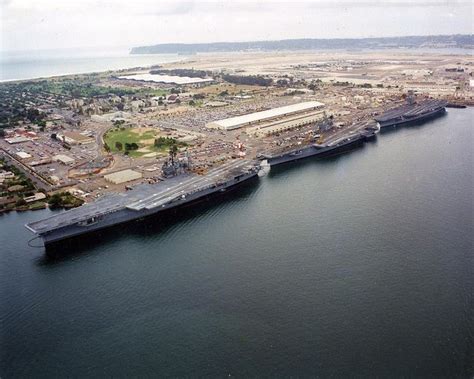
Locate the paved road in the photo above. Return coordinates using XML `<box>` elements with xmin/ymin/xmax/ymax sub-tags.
<box><xmin>1</xmin><ymin>149</ymin><xmax>54</xmax><ymax>191</ymax></box>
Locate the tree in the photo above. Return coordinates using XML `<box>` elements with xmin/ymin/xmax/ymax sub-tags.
<box><xmin>0</xmin><ymin>129</ymin><xmax>5</xmax><ymax>138</ymax></box>
<box><xmin>125</xmin><ymin>142</ymin><xmax>139</xmax><ymax>151</ymax></box>
<box><xmin>115</xmin><ymin>141</ymin><xmax>123</xmax><ymax>151</ymax></box>
<box><xmin>48</xmin><ymin>193</ymin><xmax>62</xmax><ymax>209</ymax></box>
<box><xmin>155</xmin><ymin>137</ymin><xmax>177</xmax><ymax>148</ymax></box>
<box><xmin>222</xmin><ymin>74</ymin><xmax>272</xmax><ymax>86</ymax></box>
<box><xmin>16</xmin><ymin>198</ymin><xmax>27</xmax><ymax>207</ymax></box>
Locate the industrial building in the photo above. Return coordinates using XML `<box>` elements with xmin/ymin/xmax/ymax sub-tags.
<box><xmin>104</xmin><ymin>169</ymin><xmax>142</xmax><ymax>184</ymax></box>
<box><xmin>53</xmin><ymin>154</ymin><xmax>75</xmax><ymax>165</ymax></box>
<box><xmin>16</xmin><ymin>151</ymin><xmax>32</xmax><ymax>159</ymax></box>
<box><xmin>206</xmin><ymin>101</ymin><xmax>325</xmax><ymax>135</ymax></box>
<box><xmin>57</xmin><ymin>131</ymin><xmax>94</xmax><ymax>145</ymax></box>
<box><xmin>5</xmin><ymin>136</ymin><xmax>30</xmax><ymax>144</ymax></box>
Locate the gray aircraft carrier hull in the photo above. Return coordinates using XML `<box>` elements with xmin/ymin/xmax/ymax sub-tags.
<box><xmin>261</xmin><ymin>131</ymin><xmax>371</xmax><ymax>167</ymax></box>
<box><xmin>26</xmin><ymin>160</ymin><xmax>259</xmax><ymax>248</ymax></box>
<box><xmin>375</xmin><ymin>100</ymin><xmax>447</xmax><ymax>128</ymax></box>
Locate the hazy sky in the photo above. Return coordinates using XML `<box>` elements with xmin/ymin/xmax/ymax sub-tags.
<box><xmin>0</xmin><ymin>0</ymin><xmax>472</xmax><ymax>52</ymax></box>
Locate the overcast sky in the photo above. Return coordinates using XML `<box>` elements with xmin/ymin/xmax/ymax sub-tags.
<box><xmin>0</xmin><ymin>0</ymin><xmax>472</xmax><ymax>52</ymax></box>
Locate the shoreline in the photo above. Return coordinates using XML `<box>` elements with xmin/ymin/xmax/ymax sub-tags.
<box><xmin>0</xmin><ymin>54</ymin><xmax>189</xmax><ymax>84</ymax></box>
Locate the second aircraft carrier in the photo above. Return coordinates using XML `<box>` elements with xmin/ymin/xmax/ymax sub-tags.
<box><xmin>259</xmin><ymin>128</ymin><xmax>377</xmax><ymax>167</ymax></box>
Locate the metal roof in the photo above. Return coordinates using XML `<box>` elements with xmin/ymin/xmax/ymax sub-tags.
<box><xmin>104</xmin><ymin>169</ymin><xmax>142</xmax><ymax>184</ymax></box>
<box><xmin>208</xmin><ymin>101</ymin><xmax>324</xmax><ymax>130</ymax></box>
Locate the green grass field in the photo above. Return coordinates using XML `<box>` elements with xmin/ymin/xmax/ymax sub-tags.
<box><xmin>104</xmin><ymin>127</ymin><xmax>179</xmax><ymax>158</ymax></box>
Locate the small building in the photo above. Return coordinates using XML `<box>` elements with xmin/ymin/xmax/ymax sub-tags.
<box><xmin>177</xmin><ymin>135</ymin><xmax>198</xmax><ymax>144</ymax></box>
<box><xmin>24</xmin><ymin>193</ymin><xmax>47</xmax><ymax>203</ymax></box>
<box><xmin>5</xmin><ymin>136</ymin><xmax>30</xmax><ymax>144</ymax></box>
<box><xmin>205</xmin><ymin>101</ymin><xmax>228</xmax><ymax>108</ymax></box>
<box><xmin>57</xmin><ymin>131</ymin><xmax>94</xmax><ymax>145</ymax></box>
<box><xmin>8</xmin><ymin>184</ymin><xmax>25</xmax><ymax>193</ymax></box>
<box><xmin>30</xmin><ymin>159</ymin><xmax>52</xmax><ymax>167</ymax></box>
<box><xmin>178</xmin><ymin>92</ymin><xmax>193</xmax><ymax>99</ymax></box>
<box><xmin>104</xmin><ymin>169</ymin><xmax>142</xmax><ymax>185</ymax></box>
<box><xmin>233</xmin><ymin>95</ymin><xmax>253</xmax><ymax>100</ymax></box>
<box><xmin>30</xmin><ymin>125</ymin><xmax>43</xmax><ymax>132</ymax></box>
<box><xmin>53</xmin><ymin>154</ymin><xmax>75</xmax><ymax>165</ymax></box>
<box><xmin>91</xmin><ymin>111</ymin><xmax>131</xmax><ymax>123</ymax></box>
<box><xmin>16</xmin><ymin>151</ymin><xmax>32</xmax><ymax>159</ymax></box>
<box><xmin>49</xmin><ymin>175</ymin><xmax>61</xmax><ymax>184</ymax></box>
<box><xmin>284</xmin><ymin>88</ymin><xmax>313</xmax><ymax>95</ymax></box>
<box><xmin>0</xmin><ymin>171</ymin><xmax>15</xmax><ymax>180</ymax></box>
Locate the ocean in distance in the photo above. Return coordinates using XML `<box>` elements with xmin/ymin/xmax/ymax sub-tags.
<box><xmin>0</xmin><ymin>108</ymin><xmax>472</xmax><ymax>377</ymax></box>
<box><xmin>0</xmin><ymin>47</ymin><xmax>185</xmax><ymax>82</ymax></box>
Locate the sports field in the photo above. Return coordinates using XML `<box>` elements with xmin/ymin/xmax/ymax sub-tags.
<box><xmin>104</xmin><ymin>127</ymin><xmax>164</xmax><ymax>158</ymax></box>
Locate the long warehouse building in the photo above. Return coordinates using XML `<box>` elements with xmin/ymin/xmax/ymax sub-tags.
<box><xmin>206</xmin><ymin>101</ymin><xmax>325</xmax><ymax>135</ymax></box>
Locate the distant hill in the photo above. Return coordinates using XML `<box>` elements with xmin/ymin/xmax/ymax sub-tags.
<box><xmin>131</xmin><ymin>35</ymin><xmax>473</xmax><ymax>54</ymax></box>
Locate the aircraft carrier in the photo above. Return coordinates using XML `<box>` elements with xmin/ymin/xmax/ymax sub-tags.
<box><xmin>375</xmin><ymin>99</ymin><xmax>447</xmax><ymax>128</ymax></box>
<box><xmin>259</xmin><ymin>128</ymin><xmax>377</xmax><ymax>167</ymax></box>
<box><xmin>25</xmin><ymin>159</ymin><xmax>260</xmax><ymax>247</ymax></box>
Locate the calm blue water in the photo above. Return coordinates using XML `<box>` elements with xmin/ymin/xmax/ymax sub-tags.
<box><xmin>0</xmin><ymin>47</ymin><xmax>185</xmax><ymax>82</ymax></box>
<box><xmin>0</xmin><ymin>109</ymin><xmax>473</xmax><ymax>377</ymax></box>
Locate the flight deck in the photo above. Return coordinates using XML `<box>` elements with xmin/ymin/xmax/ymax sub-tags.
<box><xmin>26</xmin><ymin>159</ymin><xmax>258</xmax><ymax>237</ymax></box>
